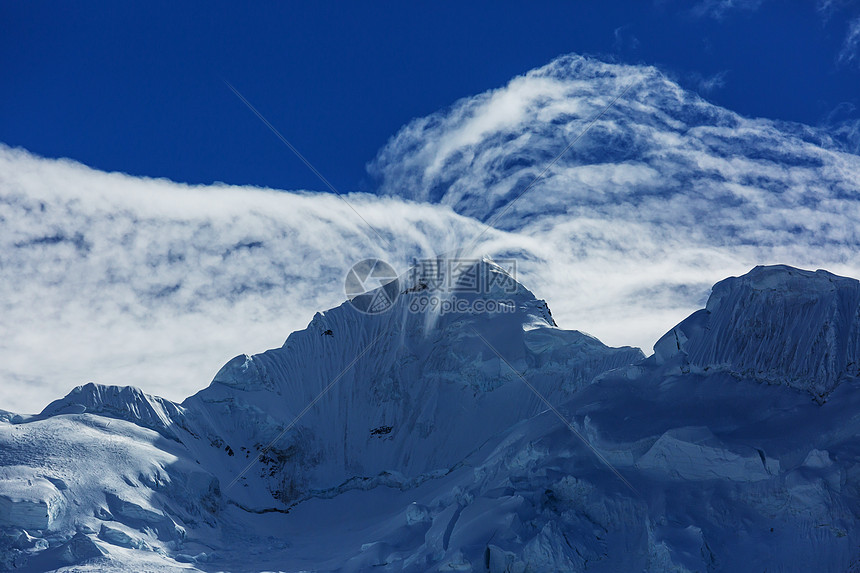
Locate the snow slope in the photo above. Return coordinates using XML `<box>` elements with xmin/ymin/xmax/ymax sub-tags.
<box><xmin>2</xmin><ymin>263</ymin><xmax>860</xmax><ymax>571</ymax></box>
<box><xmin>652</xmin><ymin>265</ymin><xmax>860</xmax><ymax>400</ymax></box>
<box><xmin>178</xmin><ymin>260</ymin><xmax>643</xmax><ymax>511</ymax></box>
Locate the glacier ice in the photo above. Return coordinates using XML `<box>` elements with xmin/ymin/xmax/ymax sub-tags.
<box><xmin>653</xmin><ymin>265</ymin><xmax>860</xmax><ymax>400</ymax></box>
<box><xmin>1</xmin><ymin>263</ymin><xmax>859</xmax><ymax>571</ymax></box>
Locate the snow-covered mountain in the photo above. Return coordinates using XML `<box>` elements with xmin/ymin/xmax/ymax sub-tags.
<box><xmin>2</xmin><ymin>263</ymin><xmax>860</xmax><ymax>571</ymax></box>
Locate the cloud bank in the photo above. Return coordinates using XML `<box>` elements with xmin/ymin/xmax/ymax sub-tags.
<box><xmin>0</xmin><ymin>146</ymin><xmax>497</xmax><ymax>413</ymax></box>
<box><xmin>370</xmin><ymin>54</ymin><xmax>860</xmax><ymax>360</ymax></box>
<box><xmin>4</xmin><ymin>54</ymin><xmax>860</xmax><ymax>414</ymax></box>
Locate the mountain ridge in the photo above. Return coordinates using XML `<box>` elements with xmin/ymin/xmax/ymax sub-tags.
<box><xmin>3</xmin><ymin>263</ymin><xmax>860</xmax><ymax>571</ymax></box>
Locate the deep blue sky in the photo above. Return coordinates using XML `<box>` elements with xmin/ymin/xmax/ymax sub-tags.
<box><xmin>2</xmin><ymin>1</ymin><xmax>859</xmax><ymax>193</ymax></box>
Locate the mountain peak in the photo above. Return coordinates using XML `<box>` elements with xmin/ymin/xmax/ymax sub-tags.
<box><xmin>655</xmin><ymin>265</ymin><xmax>860</xmax><ymax>399</ymax></box>
<box><xmin>707</xmin><ymin>265</ymin><xmax>856</xmax><ymax>310</ymax></box>
<box><xmin>181</xmin><ymin>262</ymin><xmax>641</xmax><ymax>507</ymax></box>
<box><xmin>38</xmin><ymin>382</ymin><xmax>186</xmax><ymax>440</ymax></box>
<box><xmin>6</xmin><ymin>264</ymin><xmax>860</xmax><ymax>571</ymax></box>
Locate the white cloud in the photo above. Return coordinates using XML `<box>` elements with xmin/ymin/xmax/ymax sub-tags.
<box><xmin>370</xmin><ymin>54</ymin><xmax>860</xmax><ymax>361</ymax></box>
<box><xmin>613</xmin><ymin>25</ymin><xmax>640</xmax><ymax>52</ymax></box>
<box><xmin>693</xmin><ymin>70</ymin><xmax>729</xmax><ymax>93</ymax></box>
<box><xmin>0</xmin><ymin>146</ymin><xmax>499</xmax><ymax>414</ymax></box>
<box><xmin>838</xmin><ymin>16</ymin><xmax>860</xmax><ymax>65</ymax></box>
<box><xmin>815</xmin><ymin>1</ymin><xmax>860</xmax><ymax>64</ymax></box>
<box><xmin>689</xmin><ymin>0</ymin><xmax>765</xmax><ymax>19</ymax></box>
<box><xmin>817</xmin><ymin>0</ymin><xmax>857</xmax><ymax>22</ymax></box>
<box><xmin>5</xmin><ymin>54</ymin><xmax>860</xmax><ymax>415</ymax></box>
<box><xmin>817</xmin><ymin>0</ymin><xmax>837</xmax><ymax>18</ymax></box>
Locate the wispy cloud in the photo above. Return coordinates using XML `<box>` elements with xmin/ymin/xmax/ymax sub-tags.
<box><xmin>838</xmin><ymin>16</ymin><xmax>860</xmax><ymax>65</ymax></box>
<box><xmin>694</xmin><ymin>70</ymin><xmax>729</xmax><ymax>93</ymax></box>
<box><xmin>612</xmin><ymin>25</ymin><xmax>640</xmax><ymax>53</ymax></box>
<box><xmin>822</xmin><ymin>101</ymin><xmax>860</xmax><ymax>153</ymax></box>
<box><xmin>817</xmin><ymin>0</ymin><xmax>837</xmax><ymax>19</ymax></box>
<box><xmin>689</xmin><ymin>0</ymin><xmax>765</xmax><ymax>19</ymax></box>
<box><xmin>815</xmin><ymin>1</ymin><xmax>860</xmax><ymax>65</ymax></box>
<box><xmin>817</xmin><ymin>0</ymin><xmax>856</xmax><ymax>22</ymax></box>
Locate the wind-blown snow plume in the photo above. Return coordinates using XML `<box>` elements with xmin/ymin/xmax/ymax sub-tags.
<box><xmin>0</xmin><ymin>146</ymin><xmax>496</xmax><ymax>413</ymax></box>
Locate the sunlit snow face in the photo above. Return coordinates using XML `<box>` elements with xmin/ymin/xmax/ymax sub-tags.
<box><xmin>3</xmin><ymin>54</ymin><xmax>860</xmax><ymax>414</ymax></box>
